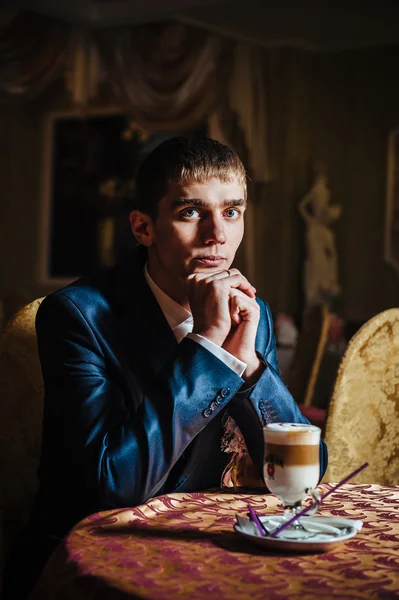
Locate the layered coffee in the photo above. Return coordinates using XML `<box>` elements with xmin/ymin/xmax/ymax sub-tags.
<box><xmin>263</xmin><ymin>423</ymin><xmax>320</xmax><ymax>506</ymax></box>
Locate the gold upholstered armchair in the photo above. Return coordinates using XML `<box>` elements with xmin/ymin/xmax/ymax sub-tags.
<box><xmin>324</xmin><ymin>308</ymin><xmax>399</xmax><ymax>485</ymax></box>
<box><xmin>0</xmin><ymin>298</ymin><xmax>45</xmax><ymax>556</ymax></box>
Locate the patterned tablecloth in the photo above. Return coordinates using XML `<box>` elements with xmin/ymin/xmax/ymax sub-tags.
<box><xmin>31</xmin><ymin>484</ymin><xmax>399</xmax><ymax>600</ymax></box>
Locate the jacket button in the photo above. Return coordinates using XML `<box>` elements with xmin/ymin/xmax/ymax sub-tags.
<box><xmin>220</xmin><ymin>388</ymin><xmax>230</xmax><ymax>398</ymax></box>
<box><xmin>203</xmin><ymin>408</ymin><xmax>213</xmax><ymax>418</ymax></box>
<box><xmin>210</xmin><ymin>401</ymin><xmax>219</xmax><ymax>410</ymax></box>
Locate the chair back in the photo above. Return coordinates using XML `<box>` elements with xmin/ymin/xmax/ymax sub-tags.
<box><xmin>285</xmin><ymin>304</ymin><xmax>329</xmax><ymax>407</ymax></box>
<box><xmin>0</xmin><ymin>297</ymin><xmax>45</xmax><ymax>550</ymax></box>
<box><xmin>324</xmin><ymin>308</ymin><xmax>399</xmax><ymax>484</ymax></box>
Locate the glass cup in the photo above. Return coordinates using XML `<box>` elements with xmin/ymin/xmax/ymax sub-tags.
<box><xmin>263</xmin><ymin>423</ymin><xmax>321</xmax><ymax>524</ymax></box>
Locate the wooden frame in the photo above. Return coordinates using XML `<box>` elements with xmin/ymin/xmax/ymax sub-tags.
<box><xmin>38</xmin><ymin>106</ymin><xmax>130</xmax><ymax>286</ymax></box>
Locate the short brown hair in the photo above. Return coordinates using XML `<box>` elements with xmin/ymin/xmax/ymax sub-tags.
<box><xmin>135</xmin><ymin>136</ymin><xmax>247</xmax><ymax>218</ymax></box>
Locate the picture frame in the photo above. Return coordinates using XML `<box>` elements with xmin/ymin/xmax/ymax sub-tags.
<box><xmin>38</xmin><ymin>107</ymin><xmax>208</xmax><ymax>285</ymax></box>
<box><xmin>38</xmin><ymin>107</ymin><xmax>135</xmax><ymax>286</ymax></box>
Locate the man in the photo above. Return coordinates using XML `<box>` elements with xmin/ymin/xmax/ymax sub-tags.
<box><xmin>5</xmin><ymin>137</ymin><xmax>327</xmax><ymax>597</ymax></box>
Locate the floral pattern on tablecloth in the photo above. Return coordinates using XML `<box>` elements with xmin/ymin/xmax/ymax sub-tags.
<box><xmin>31</xmin><ymin>484</ymin><xmax>399</xmax><ymax>600</ymax></box>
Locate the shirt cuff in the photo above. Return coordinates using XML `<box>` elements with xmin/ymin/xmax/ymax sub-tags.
<box><xmin>186</xmin><ymin>333</ymin><xmax>247</xmax><ymax>377</ymax></box>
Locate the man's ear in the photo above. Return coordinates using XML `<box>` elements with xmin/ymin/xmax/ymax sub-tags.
<box><xmin>129</xmin><ymin>210</ymin><xmax>155</xmax><ymax>247</ymax></box>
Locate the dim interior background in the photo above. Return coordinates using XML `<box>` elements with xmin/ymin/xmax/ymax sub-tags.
<box><xmin>1</xmin><ymin>0</ymin><xmax>399</xmax><ymax>337</ymax></box>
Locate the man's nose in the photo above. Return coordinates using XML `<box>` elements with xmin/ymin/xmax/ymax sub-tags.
<box><xmin>202</xmin><ymin>215</ymin><xmax>226</xmax><ymax>245</ymax></box>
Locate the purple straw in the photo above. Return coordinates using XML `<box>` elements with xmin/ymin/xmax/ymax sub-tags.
<box><xmin>247</xmin><ymin>504</ymin><xmax>266</xmax><ymax>537</ymax></box>
<box><xmin>269</xmin><ymin>461</ymin><xmax>369</xmax><ymax>538</ymax></box>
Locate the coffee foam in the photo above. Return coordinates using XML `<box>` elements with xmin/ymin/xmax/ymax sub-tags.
<box><xmin>263</xmin><ymin>422</ymin><xmax>320</xmax><ymax>445</ymax></box>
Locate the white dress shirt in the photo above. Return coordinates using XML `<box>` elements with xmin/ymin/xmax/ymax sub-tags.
<box><xmin>144</xmin><ymin>265</ymin><xmax>247</xmax><ymax>377</ymax></box>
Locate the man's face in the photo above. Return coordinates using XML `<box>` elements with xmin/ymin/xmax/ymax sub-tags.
<box><xmin>146</xmin><ymin>176</ymin><xmax>246</xmax><ymax>302</ymax></box>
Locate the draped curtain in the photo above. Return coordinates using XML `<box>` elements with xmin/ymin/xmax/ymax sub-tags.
<box><xmin>0</xmin><ymin>12</ymin><xmax>270</xmax><ymax>183</ymax></box>
<box><xmin>0</xmin><ymin>13</ymin><xmax>70</xmax><ymax>101</ymax></box>
<box><xmin>228</xmin><ymin>43</ymin><xmax>270</xmax><ymax>183</ymax></box>
<box><xmin>95</xmin><ymin>22</ymin><xmax>222</xmax><ymax>132</ymax></box>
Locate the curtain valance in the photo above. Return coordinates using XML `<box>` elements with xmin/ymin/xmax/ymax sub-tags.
<box><xmin>0</xmin><ymin>12</ymin><xmax>269</xmax><ymax>183</ymax></box>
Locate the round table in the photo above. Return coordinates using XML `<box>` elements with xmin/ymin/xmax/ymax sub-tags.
<box><xmin>31</xmin><ymin>483</ymin><xmax>399</xmax><ymax>599</ymax></box>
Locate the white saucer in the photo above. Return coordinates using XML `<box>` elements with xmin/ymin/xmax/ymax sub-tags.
<box><xmin>234</xmin><ymin>515</ymin><xmax>363</xmax><ymax>553</ymax></box>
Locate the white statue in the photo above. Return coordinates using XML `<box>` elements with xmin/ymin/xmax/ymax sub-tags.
<box><xmin>299</xmin><ymin>165</ymin><xmax>341</xmax><ymax>309</ymax></box>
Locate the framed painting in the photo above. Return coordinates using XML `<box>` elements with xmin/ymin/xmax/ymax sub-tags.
<box><xmin>385</xmin><ymin>128</ymin><xmax>399</xmax><ymax>276</ymax></box>
<box><xmin>38</xmin><ymin>107</ymin><xmax>207</xmax><ymax>285</ymax></box>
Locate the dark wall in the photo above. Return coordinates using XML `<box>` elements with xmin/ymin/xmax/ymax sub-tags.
<box><xmin>254</xmin><ymin>46</ymin><xmax>399</xmax><ymax>322</ymax></box>
<box><xmin>0</xmin><ymin>103</ymin><xmax>43</xmax><ymax>300</ymax></box>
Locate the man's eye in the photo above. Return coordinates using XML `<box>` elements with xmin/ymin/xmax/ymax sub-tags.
<box><xmin>180</xmin><ymin>208</ymin><xmax>199</xmax><ymax>218</ymax></box>
<box><xmin>225</xmin><ymin>208</ymin><xmax>239</xmax><ymax>219</ymax></box>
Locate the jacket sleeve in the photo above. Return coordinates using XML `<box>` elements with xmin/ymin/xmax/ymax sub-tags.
<box><xmin>36</xmin><ymin>293</ymin><xmax>244</xmax><ymax>508</ymax></box>
<box><xmin>226</xmin><ymin>299</ymin><xmax>328</xmax><ymax>482</ymax></box>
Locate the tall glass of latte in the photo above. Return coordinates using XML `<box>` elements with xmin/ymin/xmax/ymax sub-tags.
<box><xmin>263</xmin><ymin>423</ymin><xmax>321</xmax><ymax>517</ymax></box>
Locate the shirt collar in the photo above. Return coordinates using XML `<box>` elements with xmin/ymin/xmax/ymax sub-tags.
<box><xmin>144</xmin><ymin>264</ymin><xmax>192</xmax><ymax>330</ymax></box>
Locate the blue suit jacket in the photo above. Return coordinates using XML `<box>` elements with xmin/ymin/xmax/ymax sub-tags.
<box><xmin>32</xmin><ymin>247</ymin><xmax>327</xmax><ymax>540</ymax></box>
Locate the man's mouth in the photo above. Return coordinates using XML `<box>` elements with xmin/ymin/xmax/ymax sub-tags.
<box><xmin>192</xmin><ymin>256</ymin><xmax>226</xmax><ymax>268</ymax></box>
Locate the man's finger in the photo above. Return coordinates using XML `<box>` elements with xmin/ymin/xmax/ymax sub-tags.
<box><xmin>229</xmin><ymin>294</ymin><xmax>242</xmax><ymax>325</ymax></box>
<box><xmin>226</xmin><ymin>269</ymin><xmax>256</xmax><ymax>292</ymax></box>
<box><xmin>230</xmin><ymin>288</ymin><xmax>258</xmax><ymax>306</ymax></box>
<box><xmin>186</xmin><ymin>270</ymin><xmax>256</xmax><ymax>297</ymax></box>
<box><xmin>224</xmin><ymin>274</ymin><xmax>256</xmax><ymax>298</ymax></box>
<box><xmin>186</xmin><ymin>272</ymin><xmax>212</xmax><ymax>283</ymax></box>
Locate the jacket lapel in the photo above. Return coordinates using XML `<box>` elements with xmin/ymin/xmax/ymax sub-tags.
<box><xmin>112</xmin><ymin>248</ymin><xmax>178</xmax><ymax>374</ymax></box>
